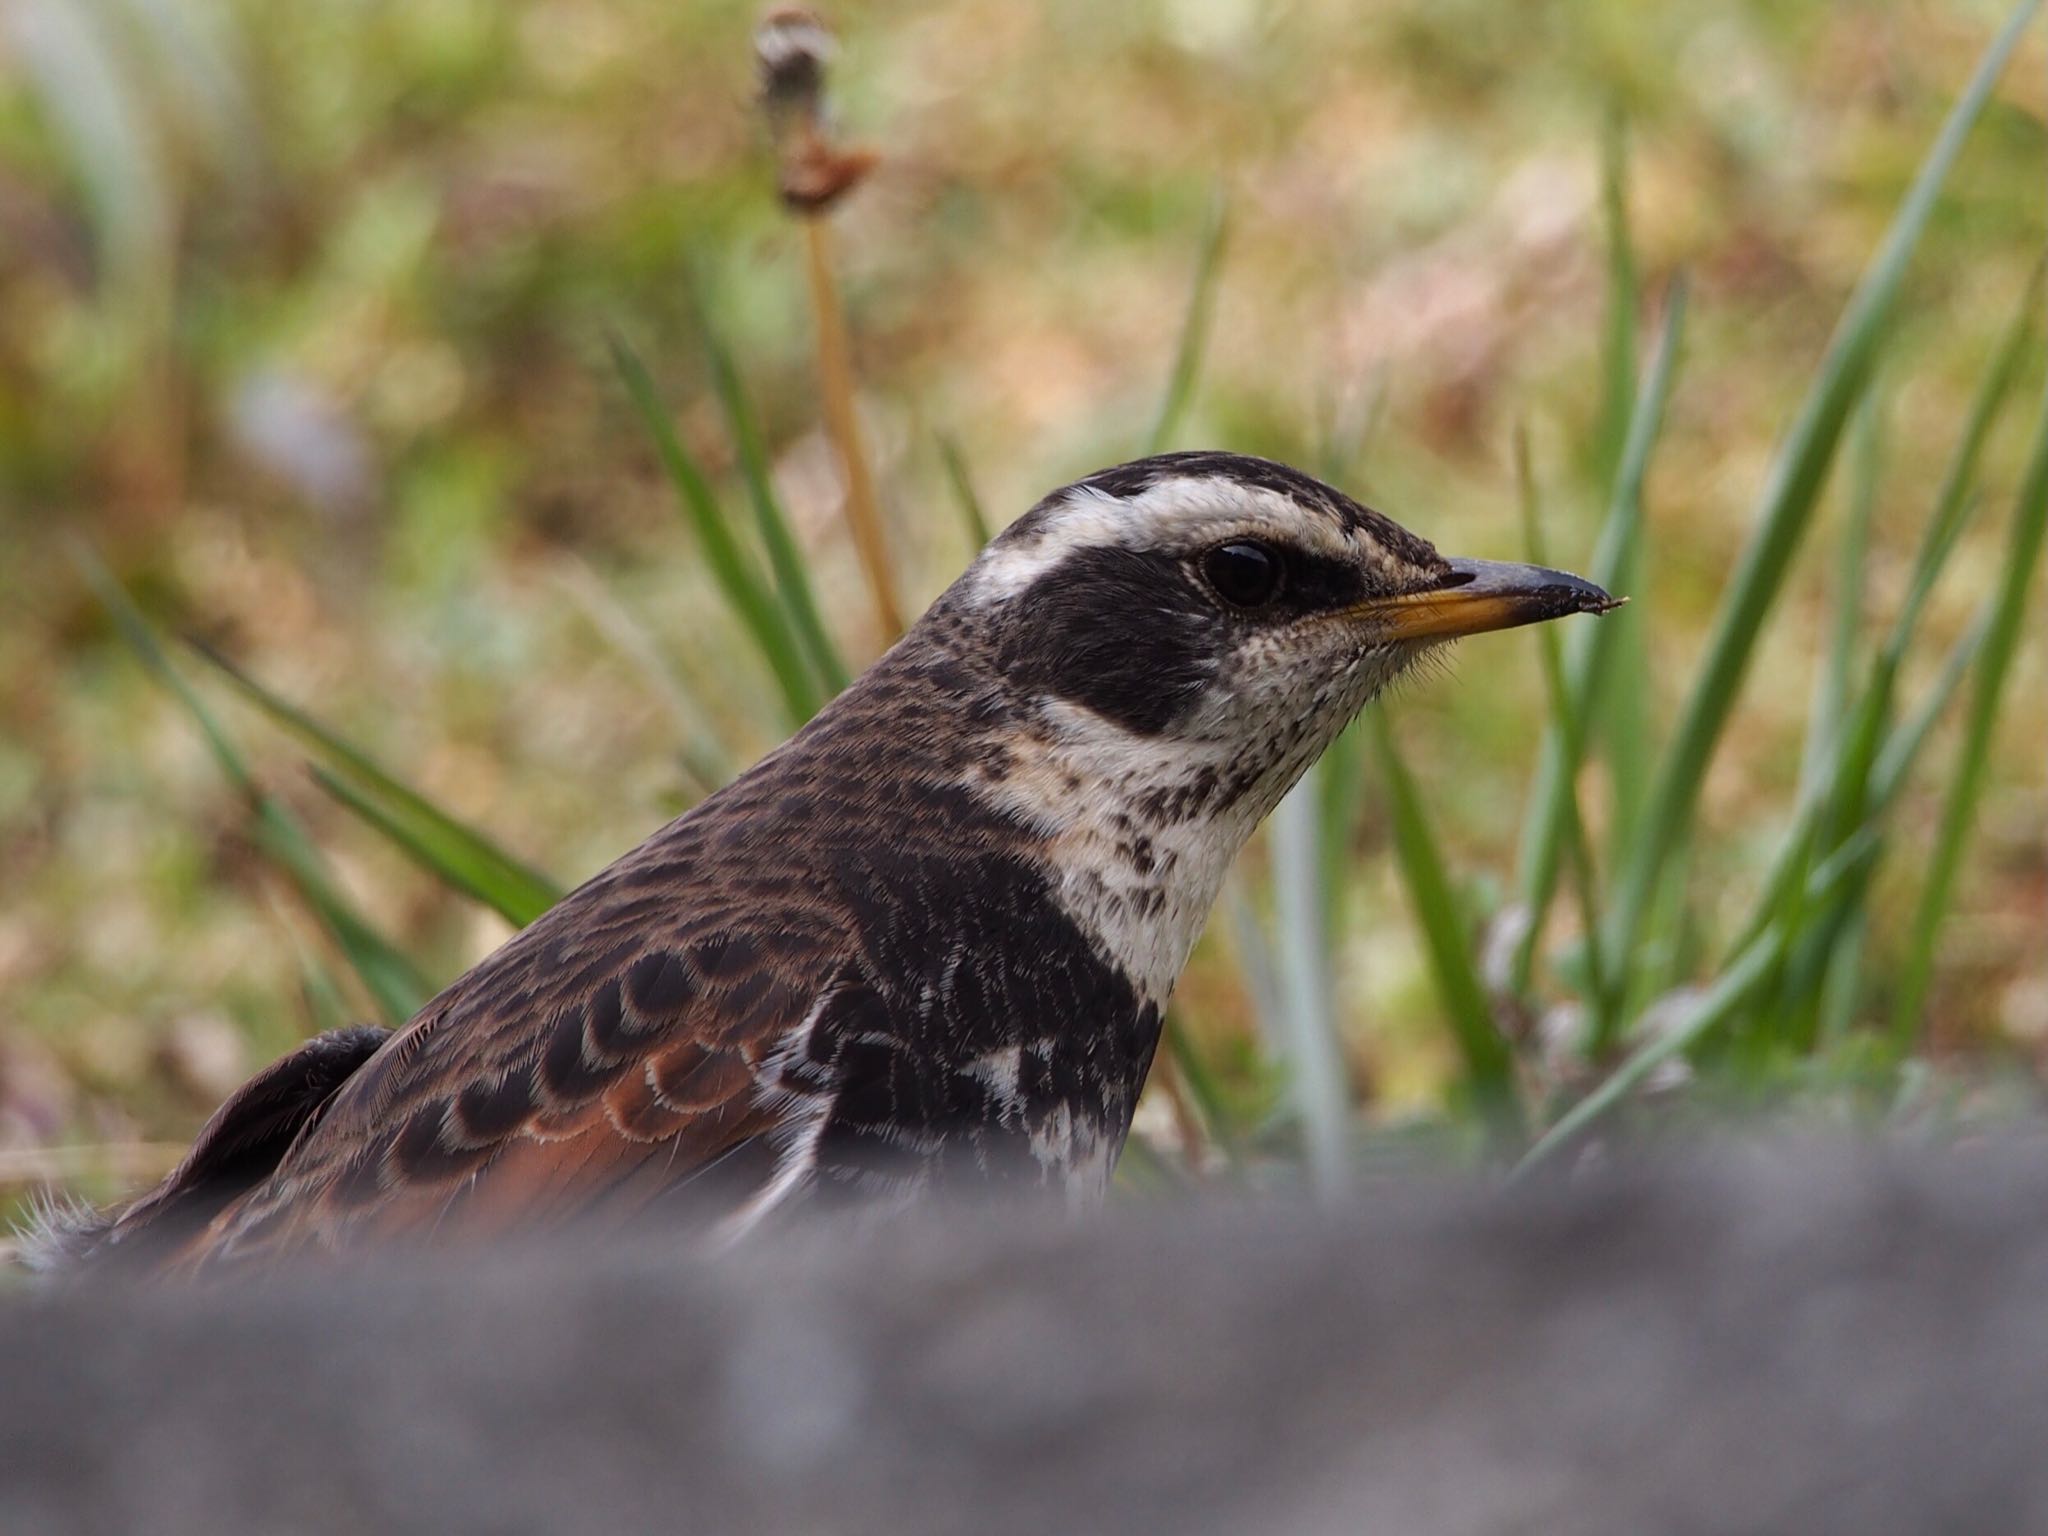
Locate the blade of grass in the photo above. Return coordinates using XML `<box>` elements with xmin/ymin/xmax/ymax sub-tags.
<box><xmin>1593</xmin><ymin>103</ymin><xmax>1640</xmax><ymax>498</ymax></box>
<box><xmin>307</xmin><ymin>766</ymin><xmax>557</xmax><ymax>928</ymax></box>
<box><xmin>1311</xmin><ymin>372</ymin><xmax>1392</xmax><ymax>913</ymax></box>
<box><xmin>608</xmin><ymin>332</ymin><xmax>820</xmax><ymax>726</ymax></box>
<box><xmin>1815</xmin><ymin>909</ymin><xmax>1870</xmax><ymax>1045</ymax></box>
<box><xmin>1367</xmin><ymin>710</ymin><xmax>1523</xmax><ymax>1139</ymax></box>
<box><xmin>275</xmin><ymin>909</ymin><xmax>353</xmax><ymax>1036</ymax></box>
<box><xmin>1717</xmin><ymin>283</ymin><xmax>2035</xmax><ymax>967</ymax></box>
<box><xmin>190</xmin><ymin>640</ymin><xmax>563</xmax><ymax>927</ymax></box>
<box><xmin>1765</xmin><ymin>619</ymin><xmax>1988</xmax><ymax>1051</ymax></box>
<box><xmin>1752</xmin><ymin>389</ymin><xmax>1885</xmax><ymax>1046</ymax></box>
<box><xmin>1593</xmin><ymin>110</ymin><xmax>1654</xmax><ymax>849</ymax></box>
<box><xmin>75</xmin><ymin>546</ymin><xmax>430</xmax><ymax>1022</ymax></box>
<box><xmin>1821</xmin><ymin>267</ymin><xmax>2037</xmax><ymax>840</ymax></box>
<box><xmin>5</xmin><ymin>0</ymin><xmax>170</xmax><ymax>300</ymax></box>
<box><xmin>1144</xmin><ymin>190</ymin><xmax>1229</xmax><ymax>455</ymax></box>
<box><xmin>1892</xmin><ymin>376</ymin><xmax>2048</xmax><ymax>1043</ymax></box>
<box><xmin>1516</xmin><ymin>932</ymin><xmax>1781</xmax><ymax>1178</ymax></box>
<box><xmin>1870</xmin><ymin>613</ymin><xmax>1991</xmax><ymax>809</ymax></box>
<box><xmin>1160</xmin><ymin>1015</ymin><xmax>1237</xmax><ymax>1169</ymax></box>
<box><xmin>1225</xmin><ymin>881</ymin><xmax>1286</xmax><ymax>1054</ymax></box>
<box><xmin>1890</xmin><ymin>257</ymin><xmax>2045</xmax><ymax>656</ymax></box>
<box><xmin>1270</xmin><ymin>765</ymin><xmax>1353</xmax><ymax>1197</ymax></box>
<box><xmin>251</xmin><ymin>803</ymin><xmax>431</xmax><ymax>1024</ymax></box>
<box><xmin>1769</xmin><ymin>391</ymin><xmax>1875</xmax><ymax>1056</ymax></box>
<box><xmin>1724</xmin><ymin>609</ymin><xmax>1988</xmax><ymax>971</ymax></box>
<box><xmin>1514</xmin><ymin>430</ymin><xmax>1615</xmax><ymax>1047</ymax></box>
<box><xmin>1516</xmin><ymin>829</ymin><xmax>1881</xmax><ymax>1177</ymax></box>
<box><xmin>802</xmin><ymin>215</ymin><xmax>907</xmax><ymax>638</ymax></box>
<box><xmin>1802</xmin><ymin>388</ymin><xmax>1884</xmax><ymax>797</ymax></box>
<box><xmin>1599</xmin><ymin>0</ymin><xmax>2040</xmax><ymax>999</ymax></box>
<box><xmin>1317</xmin><ymin>715</ymin><xmax>1372</xmax><ymax>916</ymax></box>
<box><xmin>937</xmin><ymin>431</ymin><xmax>993</xmax><ymax>551</ymax></box>
<box><xmin>1599</xmin><ymin>578</ymin><xmax>1656</xmax><ymax>856</ymax></box>
<box><xmin>1508</xmin><ymin>280</ymin><xmax>1687</xmax><ymax>994</ymax></box>
<box><xmin>1743</xmin><ymin>493</ymin><xmax>2009</xmax><ymax>1019</ymax></box>
<box><xmin>549</xmin><ymin>556</ymin><xmax>735</xmax><ymax>795</ymax></box>
<box><xmin>689</xmin><ymin>276</ymin><xmax>850</xmax><ymax>696</ymax></box>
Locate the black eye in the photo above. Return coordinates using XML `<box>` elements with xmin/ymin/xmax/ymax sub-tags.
<box><xmin>1202</xmin><ymin>541</ymin><xmax>1284</xmax><ymax>608</ymax></box>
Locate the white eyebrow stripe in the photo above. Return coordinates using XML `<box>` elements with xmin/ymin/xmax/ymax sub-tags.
<box><xmin>965</xmin><ymin>478</ymin><xmax>1365</xmax><ymax>606</ymax></box>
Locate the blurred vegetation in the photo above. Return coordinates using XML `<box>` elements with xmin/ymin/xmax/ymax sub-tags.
<box><xmin>2</xmin><ymin>0</ymin><xmax>2046</xmax><ymax>1226</ymax></box>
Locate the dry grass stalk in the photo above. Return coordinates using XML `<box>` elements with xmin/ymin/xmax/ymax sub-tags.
<box><xmin>755</xmin><ymin>6</ymin><xmax>904</xmax><ymax>639</ymax></box>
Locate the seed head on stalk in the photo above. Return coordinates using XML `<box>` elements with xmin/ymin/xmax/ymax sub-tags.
<box><xmin>753</xmin><ymin>6</ymin><xmax>902</xmax><ymax>638</ymax></box>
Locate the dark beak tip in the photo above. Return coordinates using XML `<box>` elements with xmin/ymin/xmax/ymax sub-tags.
<box><xmin>1442</xmin><ymin>557</ymin><xmax>1622</xmax><ymax>616</ymax></box>
<box><xmin>1573</xmin><ymin>584</ymin><xmax>1625</xmax><ymax>616</ymax></box>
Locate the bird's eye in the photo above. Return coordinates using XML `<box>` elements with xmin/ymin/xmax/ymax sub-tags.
<box><xmin>1202</xmin><ymin>541</ymin><xmax>1284</xmax><ymax>608</ymax></box>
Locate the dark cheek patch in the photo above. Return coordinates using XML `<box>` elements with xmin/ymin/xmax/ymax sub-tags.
<box><xmin>991</xmin><ymin>547</ymin><xmax>1218</xmax><ymax>735</ymax></box>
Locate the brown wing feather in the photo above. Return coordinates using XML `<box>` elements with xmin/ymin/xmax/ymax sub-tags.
<box><xmin>170</xmin><ymin>816</ymin><xmax>855</xmax><ymax>1272</ymax></box>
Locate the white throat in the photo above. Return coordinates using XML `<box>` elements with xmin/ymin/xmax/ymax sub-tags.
<box><xmin>973</xmin><ymin>699</ymin><xmax>1274</xmax><ymax>1005</ymax></box>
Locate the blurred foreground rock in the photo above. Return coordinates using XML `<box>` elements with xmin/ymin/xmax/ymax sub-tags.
<box><xmin>7</xmin><ymin>1140</ymin><xmax>2048</xmax><ymax>1535</ymax></box>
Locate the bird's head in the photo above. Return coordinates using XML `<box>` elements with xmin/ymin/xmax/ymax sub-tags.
<box><xmin>953</xmin><ymin>451</ymin><xmax>1616</xmax><ymax>828</ymax></box>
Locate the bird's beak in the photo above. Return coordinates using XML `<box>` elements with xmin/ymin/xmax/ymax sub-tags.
<box><xmin>1357</xmin><ymin>557</ymin><xmax>1622</xmax><ymax>643</ymax></box>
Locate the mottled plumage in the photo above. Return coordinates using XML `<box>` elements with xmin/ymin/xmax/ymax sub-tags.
<box><xmin>40</xmin><ymin>452</ymin><xmax>1613</xmax><ymax>1277</ymax></box>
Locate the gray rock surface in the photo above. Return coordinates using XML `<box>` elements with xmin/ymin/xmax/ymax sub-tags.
<box><xmin>6</xmin><ymin>1140</ymin><xmax>2048</xmax><ymax>1535</ymax></box>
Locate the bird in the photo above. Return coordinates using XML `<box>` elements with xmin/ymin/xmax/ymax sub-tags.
<box><xmin>34</xmin><ymin>451</ymin><xmax>1616</xmax><ymax>1277</ymax></box>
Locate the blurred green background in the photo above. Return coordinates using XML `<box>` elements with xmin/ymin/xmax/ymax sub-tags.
<box><xmin>2</xmin><ymin>0</ymin><xmax>2044</xmax><ymax>1218</ymax></box>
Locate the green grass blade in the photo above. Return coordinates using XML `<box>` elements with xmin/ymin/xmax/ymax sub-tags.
<box><xmin>1890</xmin><ymin>258</ymin><xmax>2043</xmax><ymax>658</ymax></box>
<box><xmin>1366</xmin><ymin>711</ymin><xmax>1523</xmax><ymax>1138</ymax></box>
<box><xmin>1734</xmin><ymin>555</ymin><xmax>1996</xmax><ymax>1043</ymax></box>
<box><xmin>1508</xmin><ymin>281</ymin><xmax>1687</xmax><ymax>993</ymax></box>
<box><xmin>1721</xmin><ymin>612</ymin><xmax>1985</xmax><ymax>975</ymax></box>
<box><xmin>309</xmin><ymin>766</ymin><xmax>558</xmax><ymax>929</ymax></box>
<box><xmin>1514</xmin><ymin>431</ymin><xmax>1614</xmax><ymax>1047</ymax></box>
<box><xmin>1593</xmin><ymin>104</ymin><xmax>1640</xmax><ymax>495</ymax></box>
<box><xmin>1161</xmin><ymin>1015</ymin><xmax>1239</xmax><ymax>1166</ymax></box>
<box><xmin>1599</xmin><ymin>588</ymin><xmax>1656</xmax><ymax>855</ymax></box>
<box><xmin>1817</xmin><ymin>271</ymin><xmax>2036</xmax><ymax>838</ymax></box>
<box><xmin>1892</xmin><ymin>381</ymin><xmax>2048</xmax><ymax>1042</ymax></box>
<box><xmin>77</xmin><ymin>549</ymin><xmax>252</xmax><ymax>798</ymax></box>
<box><xmin>1309</xmin><ymin>384</ymin><xmax>1389</xmax><ymax>917</ymax></box>
<box><xmin>1517</xmin><ymin>829</ymin><xmax>1879</xmax><ymax>1177</ymax></box>
<box><xmin>1815</xmin><ymin>908</ymin><xmax>1870</xmax><ymax>1045</ymax></box>
<box><xmin>1269</xmin><ymin>765</ymin><xmax>1353</xmax><ymax>1196</ymax></box>
<box><xmin>1802</xmin><ymin>389</ymin><xmax>1883</xmax><ymax>795</ymax></box>
<box><xmin>1724</xmin><ymin>287</ymin><xmax>2037</xmax><ymax>967</ymax></box>
<box><xmin>1593</xmin><ymin>111</ymin><xmax>1654</xmax><ymax>849</ymax></box>
<box><xmin>1225</xmin><ymin>880</ymin><xmax>1286</xmax><ymax>1050</ymax></box>
<box><xmin>289</xmin><ymin>934</ymin><xmax>353</xmax><ymax>1036</ymax></box>
<box><xmin>688</xmin><ymin>280</ymin><xmax>851</xmax><ymax>696</ymax></box>
<box><xmin>608</xmin><ymin>332</ymin><xmax>820</xmax><ymax>726</ymax></box>
<box><xmin>1870</xmin><ymin>614</ymin><xmax>1990</xmax><ymax>811</ymax></box>
<box><xmin>1316</xmin><ymin>716</ymin><xmax>1372</xmax><ymax>916</ymax></box>
<box><xmin>190</xmin><ymin>641</ymin><xmax>563</xmax><ymax>927</ymax></box>
<box><xmin>1600</xmin><ymin>0</ymin><xmax>2040</xmax><ymax>991</ymax></box>
<box><xmin>250</xmin><ymin>800</ymin><xmax>432</xmax><ymax>1023</ymax></box>
<box><xmin>1747</xmin><ymin>395</ymin><xmax>1883</xmax><ymax>1045</ymax></box>
<box><xmin>1144</xmin><ymin>190</ymin><xmax>1229</xmax><ymax>455</ymax></box>
<box><xmin>550</xmin><ymin>556</ymin><xmax>735</xmax><ymax>795</ymax></box>
<box><xmin>937</xmin><ymin>432</ymin><xmax>993</xmax><ymax>552</ymax></box>
<box><xmin>74</xmin><ymin>545</ymin><xmax>430</xmax><ymax>1023</ymax></box>
<box><xmin>1515</xmin><ymin>929</ymin><xmax>1782</xmax><ymax>1178</ymax></box>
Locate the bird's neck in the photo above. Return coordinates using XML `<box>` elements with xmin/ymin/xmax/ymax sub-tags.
<box><xmin>965</xmin><ymin>698</ymin><xmax>1271</xmax><ymax>1008</ymax></box>
<box><xmin>763</xmin><ymin>617</ymin><xmax>1281</xmax><ymax>1010</ymax></box>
